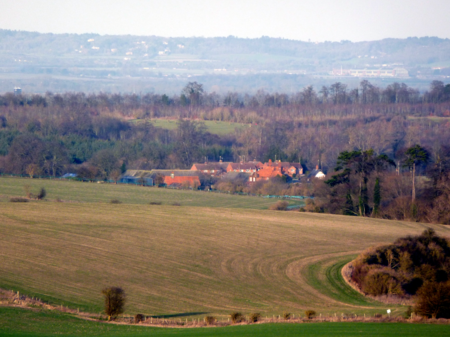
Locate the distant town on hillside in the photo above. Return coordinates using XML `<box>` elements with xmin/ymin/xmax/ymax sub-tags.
<box><xmin>0</xmin><ymin>30</ymin><xmax>449</xmax><ymax>94</ymax></box>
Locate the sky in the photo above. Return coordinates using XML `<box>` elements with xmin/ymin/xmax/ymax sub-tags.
<box><xmin>0</xmin><ymin>0</ymin><xmax>449</xmax><ymax>42</ymax></box>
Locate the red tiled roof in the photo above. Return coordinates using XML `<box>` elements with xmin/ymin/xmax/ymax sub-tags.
<box><xmin>164</xmin><ymin>176</ymin><xmax>200</xmax><ymax>186</ymax></box>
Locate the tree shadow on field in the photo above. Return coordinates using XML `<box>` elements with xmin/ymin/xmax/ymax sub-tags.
<box><xmin>150</xmin><ymin>312</ymin><xmax>208</xmax><ymax>318</ymax></box>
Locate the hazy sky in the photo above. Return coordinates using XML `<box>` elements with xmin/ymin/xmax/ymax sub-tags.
<box><xmin>1</xmin><ymin>0</ymin><xmax>449</xmax><ymax>42</ymax></box>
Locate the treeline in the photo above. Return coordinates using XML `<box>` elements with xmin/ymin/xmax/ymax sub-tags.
<box><xmin>0</xmin><ymin>81</ymin><xmax>449</xmax><ymax>213</ymax></box>
<box><xmin>351</xmin><ymin>229</ymin><xmax>450</xmax><ymax>318</ymax></box>
<box><xmin>2</xmin><ymin>80</ymin><xmax>450</xmax><ymax>110</ymax></box>
<box><xmin>311</xmin><ymin>144</ymin><xmax>450</xmax><ymax>224</ymax></box>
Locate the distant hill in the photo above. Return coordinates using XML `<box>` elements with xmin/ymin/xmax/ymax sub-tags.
<box><xmin>0</xmin><ymin>30</ymin><xmax>449</xmax><ymax>93</ymax></box>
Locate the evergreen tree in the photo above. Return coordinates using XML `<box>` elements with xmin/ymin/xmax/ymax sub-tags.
<box><xmin>343</xmin><ymin>192</ymin><xmax>355</xmax><ymax>215</ymax></box>
<box><xmin>373</xmin><ymin>177</ymin><xmax>381</xmax><ymax>217</ymax></box>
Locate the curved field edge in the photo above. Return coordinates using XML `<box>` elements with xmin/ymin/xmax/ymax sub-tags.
<box><xmin>1</xmin><ymin>307</ymin><xmax>450</xmax><ymax>337</ymax></box>
<box><xmin>304</xmin><ymin>255</ymin><xmax>405</xmax><ymax>315</ymax></box>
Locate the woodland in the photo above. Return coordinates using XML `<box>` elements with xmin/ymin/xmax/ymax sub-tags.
<box><xmin>0</xmin><ymin>80</ymin><xmax>450</xmax><ymax>223</ymax></box>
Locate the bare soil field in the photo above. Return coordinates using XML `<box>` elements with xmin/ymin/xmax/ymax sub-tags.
<box><xmin>1</xmin><ymin>200</ymin><xmax>448</xmax><ymax>318</ymax></box>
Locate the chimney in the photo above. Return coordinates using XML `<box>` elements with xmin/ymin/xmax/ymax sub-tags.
<box><xmin>316</xmin><ymin>165</ymin><xmax>319</xmax><ymax>170</ymax></box>
<box><xmin>171</xmin><ymin>172</ymin><xmax>175</xmax><ymax>179</ymax></box>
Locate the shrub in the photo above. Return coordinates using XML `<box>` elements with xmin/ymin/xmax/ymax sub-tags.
<box><xmin>110</xmin><ymin>199</ymin><xmax>122</xmax><ymax>204</ymax></box>
<box><xmin>134</xmin><ymin>314</ymin><xmax>144</xmax><ymax>323</ymax></box>
<box><xmin>305</xmin><ymin>310</ymin><xmax>316</xmax><ymax>319</ymax></box>
<box><xmin>36</xmin><ymin>188</ymin><xmax>46</xmax><ymax>200</ymax></box>
<box><xmin>269</xmin><ymin>200</ymin><xmax>289</xmax><ymax>211</ymax></box>
<box><xmin>204</xmin><ymin>316</ymin><xmax>216</xmax><ymax>325</ymax></box>
<box><xmin>171</xmin><ymin>202</ymin><xmax>181</xmax><ymax>206</ymax></box>
<box><xmin>249</xmin><ymin>313</ymin><xmax>261</xmax><ymax>323</ymax></box>
<box><xmin>283</xmin><ymin>312</ymin><xmax>291</xmax><ymax>320</ymax></box>
<box><xmin>230</xmin><ymin>312</ymin><xmax>243</xmax><ymax>323</ymax></box>
<box><xmin>414</xmin><ymin>281</ymin><xmax>450</xmax><ymax>318</ymax></box>
<box><xmin>149</xmin><ymin>201</ymin><xmax>162</xmax><ymax>205</ymax></box>
<box><xmin>10</xmin><ymin>197</ymin><xmax>29</xmax><ymax>202</ymax></box>
<box><xmin>362</xmin><ymin>270</ymin><xmax>403</xmax><ymax>296</ymax></box>
<box><xmin>102</xmin><ymin>287</ymin><xmax>126</xmax><ymax>321</ymax></box>
<box><xmin>404</xmin><ymin>306</ymin><xmax>413</xmax><ymax>319</ymax></box>
<box><xmin>298</xmin><ymin>207</ymin><xmax>306</xmax><ymax>212</ymax></box>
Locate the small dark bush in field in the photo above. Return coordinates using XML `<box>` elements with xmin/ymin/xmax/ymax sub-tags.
<box><xmin>55</xmin><ymin>198</ymin><xmax>63</xmax><ymax>203</ymax></box>
<box><xmin>404</xmin><ymin>306</ymin><xmax>413</xmax><ymax>319</ymax></box>
<box><xmin>10</xmin><ymin>197</ymin><xmax>29</xmax><ymax>202</ymax></box>
<box><xmin>204</xmin><ymin>316</ymin><xmax>216</xmax><ymax>325</ymax></box>
<box><xmin>36</xmin><ymin>188</ymin><xmax>46</xmax><ymax>200</ymax></box>
<box><xmin>134</xmin><ymin>314</ymin><xmax>144</xmax><ymax>323</ymax></box>
<box><xmin>414</xmin><ymin>281</ymin><xmax>450</xmax><ymax>318</ymax></box>
<box><xmin>249</xmin><ymin>313</ymin><xmax>261</xmax><ymax>322</ymax></box>
<box><xmin>149</xmin><ymin>201</ymin><xmax>162</xmax><ymax>205</ymax></box>
<box><xmin>102</xmin><ymin>287</ymin><xmax>126</xmax><ymax>321</ymax></box>
<box><xmin>269</xmin><ymin>200</ymin><xmax>289</xmax><ymax>210</ymax></box>
<box><xmin>110</xmin><ymin>199</ymin><xmax>122</xmax><ymax>204</ymax></box>
<box><xmin>230</xmin><ymin>312</ymin><xmax>243</xmax><ymax>323</ymax></box>
<box><xmin>298</xmin><ymin>207</ymin><xmax>306</xmax><ymax>212</ymax></box>
<box><xmin>374</xmin><ymin>313</ymin><xmax>382</xmax><ymax>318</ymax></box>
<box><xmin>283</xmin><ymin>312</ymin><xmax>291</xmax><ymax>320</ymax></box>
<box><xmin>305</xmin><ymin>310</ymin><xmax>316</xmax><ymax>319</ymax></box>
<box><xmin>171</xmin><ymin>202</ymin><xmax>181</xmax><ymax>206</ymax></box>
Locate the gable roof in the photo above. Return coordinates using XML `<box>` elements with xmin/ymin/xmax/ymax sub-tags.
<box><xmin>227</xmin><ymin>162</ymin><xmax>262</xmax><ymax>171</ymax></box>
<box><xmin>191</xmin><ymin>162</ymin><xmax>231</xmax><ymax>171</ymax></box>
<box><xmin>151</xmin><ymin>170</ymin><xmax>201</xmax><ymax>177</ymax></box>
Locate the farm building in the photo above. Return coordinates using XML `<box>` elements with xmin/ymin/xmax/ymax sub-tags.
<box><xmin>119</xmin><ymin>170</ymin><xmax>154</xmax><ymax>186</ymax></box>
<box><xmin>148</xmin><ymin>170</ymin><xmax>201</xmax><ymax>188</ymax></box>
<box><xmin>190</xmin><ymin>161</ymin><xmax>231</xmax><ymax>177</ymax></box>
<box><xmin>248</xmin><ymin>160</ymin><xmax>304</xmax><ymax>182</ymax></box>
<box><xmin>226</xmin><ymin>161</ymin><xmax>263</xmax><ymax>173</ymax></box>
<box><xmin>307</xmin><ymin>166</ymin><xmax>326</xmax><ymax>180</ymax></box>
<box><xmin>120</xmin><ymin>170</ymin><xmax>201</xmax><ymax>188</ymax></box>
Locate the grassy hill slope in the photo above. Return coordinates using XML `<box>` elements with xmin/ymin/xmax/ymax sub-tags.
<box><xmin>0</xmin><ymin>177</ymin><xmax>299</xmax><ymax>209</ymax></box>
<box><xmin>1</xmin><ymin>198</ymin><xmax>448</xmax><ymax>318</ymax></box>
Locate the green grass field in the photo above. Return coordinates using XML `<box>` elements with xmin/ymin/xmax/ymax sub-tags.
<box><xmin>0</xmin><ymin>176</ymin><xmax>297</xmax><ymax>209</ymax></box>
<box><xmin>2</xmin><ymin>307</ymin><xmax>450</xmax><ymax>337</ymax></box>
<box><xmin>148</xmin><ymin>119</ymin><xmax>250</xmax><ymax>135</ymax></box>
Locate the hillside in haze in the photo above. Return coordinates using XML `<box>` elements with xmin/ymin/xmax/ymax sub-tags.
<box><xmin>1</xmin><ymin>30</ymin><xmax>449</xmax><ymax>93</ymax></box>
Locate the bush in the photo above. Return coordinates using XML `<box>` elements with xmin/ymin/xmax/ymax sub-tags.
<box><xmin>134</xmin><ymin>314</ymin><xmax>144</xmax><ymax>323</ymax></box>
<box><xmin>36</xmin><ymin>188</ymin><xmax>46</xmax><ymax>200</ymax></box>
<box><xmin>10</xmin><ymin>197</ymin><xmax>29</xmax><ymax>202</ymax></box>
<box><xmin>362</xmin><ymin>270</ymin><xmax>403</xmax><ymax>296</ymax></box>
<box><xmin>230</xmin><ymin>312</ymin><xmax>243</xmax><ymax>323</ymax></box>
<box><xmin>404</xmin><ymin>306</ymin><xmax>413</xmax><ymax>319</ymax></box>
<box><xmin>269</xmin><ymin>200</ymin><xmax>289</xmax><ymax>211</ymax></box>
<box><xmin>110</xmin><ymin>199</ymin><xmax>122</xmax><ymax>204</ymax></box>
<box><xmin>414</xmin><ymin>281</ymin><xmax>450</xmax><ymax>318</ymax></box>
<box><xmin>149</xmin><ymin>201</ymin><xmax>162</xmax><ymax>205</ymax></box>
<box><xmin>102</xmin><ymin>287</ymin><xmax>126</xmax><ymax>321</ymax></box>
<box><xmin>305</xmin><ymin>310</ymin><xmax>316</xmax><ymax>319</ymax></box>
<box><xmin>171</xmin><ymin>202</ymin><xmax>181</xmax><ymax>206</ymax></box>
<box><xmin>249</xmin><ymin>312</ymin><xmax>261</xmax><ymax>323</ymax></box>
<box><xmin>283</xmin><ymin>312</ymin><xmax>291</xmax><ymax>320</ymax></box>
<box><xmin>204</xmin><ymin>315</ymin><xmax>216</xmax><ymax>325</ymax></box>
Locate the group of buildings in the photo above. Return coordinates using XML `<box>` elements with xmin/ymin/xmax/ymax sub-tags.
<box><xmin>119</xmin><ymin>160</ymin><xmax>325</xmax><ymax>188</ymax></box>
<box><xmin>330</xmin><ymin>67</ymin><xmax>409</xmax><ymax>78</ymax></box>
